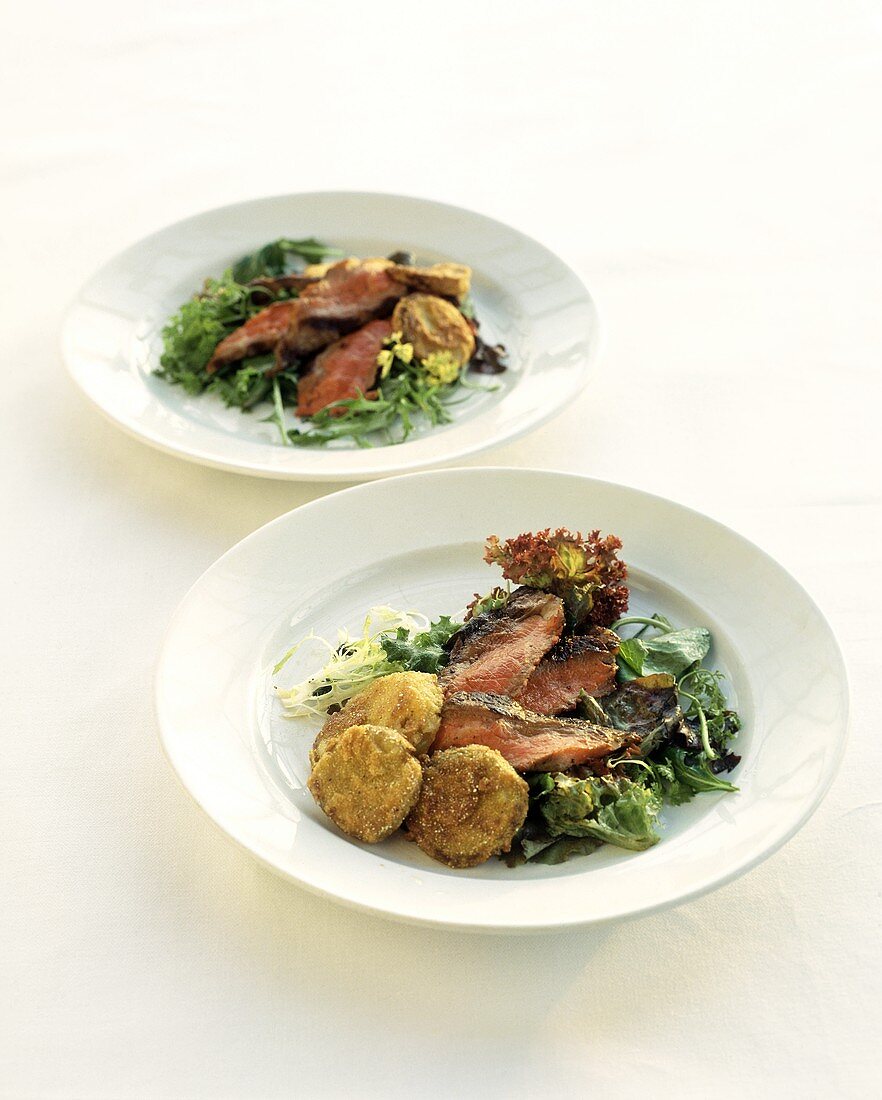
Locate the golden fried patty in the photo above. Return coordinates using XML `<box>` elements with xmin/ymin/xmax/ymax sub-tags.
<box><xmin>388</xmin><ymin>262</ymin><xmax>471</xmax><ymax>300</ymax></box>
<box><xmin>406</xmin><ymin>745</ymin><xmax>529</xmax><ymax>868</ymax></box>
<box><xmin>391</xmin><ymin>294</ymin><xmax>476</xmax><ymax>366</ymax></box>
<box><xmin>308</xmin><ymin>724</ymin><xmax>422</xmax><ymax>844</ymax></box>
<box><xmin>311</xmin><ymin>671</ymin><xmax>443</xmax><ymax>765</ymax></box>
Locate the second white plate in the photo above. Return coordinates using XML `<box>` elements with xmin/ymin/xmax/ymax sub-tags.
<box><xmin>62</xmin><ymin>192</ymin><xmax>599</xmax><ymax>481</ymax></box>
<box><xmin>156</xmin><ymin>469</ymin><xmax>849</xmax><ymax>931</ymax></box>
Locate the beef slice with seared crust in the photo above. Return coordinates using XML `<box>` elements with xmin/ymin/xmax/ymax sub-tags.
<box><xmin>441</xmin><ymin>587</ymin><xmax>564</xmax><ymax>697</ymax></box>
<box><xmin>276</xmin><ymin>259</ymin><xmax>405</xmax><ymax>368</ymax></box>
<box><xmin>296</xmin><ymin>318</ymin><xmax>391</xmax><ymax>417</ymax></box>
<box><xmin>432</xmin><ymin>692</ymin><xmax>629</xmax><ymax>772</ymax></box>
<box><xmin>512</xmin><ymin>627</ymin><xmax>620</xmax><ymax>714</ymax></box>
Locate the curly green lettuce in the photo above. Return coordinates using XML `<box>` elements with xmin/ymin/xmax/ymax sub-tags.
<box><xmin>541</xmin><ymin>774</ymin><xmax>662</xmax><ymax>851</ymax></box>
<box><xmin>508</xmin><ymin>772</ymin><xmax>662</xmax><ymax>864</ymax></box>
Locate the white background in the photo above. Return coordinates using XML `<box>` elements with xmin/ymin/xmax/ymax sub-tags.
<box><xmin>2</xmin><ymin>1</ymin><xmax>880</xmax><ymax>1096</ymax></box>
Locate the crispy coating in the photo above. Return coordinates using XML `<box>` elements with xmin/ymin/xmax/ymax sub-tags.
<box><xmin>307</xmin><ymin>724</ymin><xmax>422</xmax><ymax>843</ymax></box>
<box><xmin>311</xmin><ymin>672</ymin><xmax>443</xmax><ymax>766</ymax></box>
<box><xmin>406</xmin><ymin>745</ymin><xmax>529</xmax><ymax>868</ymax></box>
<box><xmin>389</xmin><ymin>262</ymin><xmax>471</xmax><ymax>300</ymax></box>
<box><xmin>392</xmin><ymin>294</ymin><xmax>476</xmax><ymax>367</ymax></box>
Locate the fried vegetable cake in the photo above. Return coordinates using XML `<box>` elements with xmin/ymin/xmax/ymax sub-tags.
<box><xmin>311</xmin><ymin>672</ymin><xmax>443</xmax><ymax>765</ymax></box>
<box><xmin>406</xmin><ymin>745</ymin><xmax>528</xmax><ymax>868</ymax></box>
<box><xmin>391</xmin><ymin>294</ymin><xmax>476</xmax><ymax>366</ymax></box>
<box><xmin>307</xmin><ymin>724</ymin><xmax>422</xmax><ymax>843</ymax></box>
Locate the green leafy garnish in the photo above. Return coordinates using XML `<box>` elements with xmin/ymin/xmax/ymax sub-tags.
<box><xmin>527</xmin><ymin>834</ymin><xmax>602</xmax><ymax>865</ymax></box>
<box><xmin>157</xmin><ymin>272</ymin><xmax>276</xmax><ymax>394</ymax></box>
<box><xmin>667</xmin><ymin>749</ymin><xmax>738</xmax><ymax>793</ymax></box>
<box><xmin>679</xmin><ymin>667</ymin><xmax>741</xmax><ymax>751</ymax></box>
<box><xmin>380</xmin><ymin>616</ymin><xmax>460</xmax><ymax>673</ymax></box>
<box><xmin>644</xmin><ymin>757</ymin><xmax>694</xmax><ymax>805</ymax></box>
<box><xmin>158</xmin><ymin>239</ymin><xmax>338</xmax><ymax>405</ymax></box>
<box><xmin>540</xmin><ymin>774</ymin><xmax>662</xmax><ymax>851</ymax></box>
<box><xmin>205</xmin><ymin>356</ymin><xmax>272</xmax><ymax>409</ymax></box>
<box><xmin>261</xmin><ymin>377</ymin><xmax>292</xmax><ymax>446</ymax></box>
<box><xmin>483</xmin><ymin>528</ymin><xmax>629</xmax><ymax>628</ymax></box>
<box><xmin>274</xmin><ymin>607</ymin><xmax>421</xmax><ymax>717</ymax></box>
<box><xmin>650</xmin><ymin>749</ymin><xmax>739</xmax><ymax>804</ymax></box>
<box><xmin>288</xmin><ymin>362</ymin><xmax>467</xmax><ymax>448</ymax></box>
<box><xmin>231</xmin><ymin>237</ymin><xmax>341</xmax><ymax>283</ymax></box>
<box><xmin>617</xmin><ymin>627</ymin><xmax>711</xmax><ymax>679</ymax></box>
<box><xmin>274</xmin><ymin>608</ymin><xmax>460</xmax><ymax>716</ymax></box>
<box><xmin>158</xmin><ymin>239</ymin><xmax>500</xmax><ymax>448</ymax></box>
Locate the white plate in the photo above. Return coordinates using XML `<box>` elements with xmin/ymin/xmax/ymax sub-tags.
<box><xmin>62</xmin><ymin>192</ymin><xmax>599</xmax><ymax>481</ymax></box>
<box><xmin>155</xmin><ymin>469</ymin><xmax>849</xmax><ymax>931</ymax></box>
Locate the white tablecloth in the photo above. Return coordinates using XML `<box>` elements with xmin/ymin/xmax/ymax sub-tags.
<box><xmin>3</xmin><ymin>2</ymin><xmax>879</xmax><ymax>1096</ymax></box>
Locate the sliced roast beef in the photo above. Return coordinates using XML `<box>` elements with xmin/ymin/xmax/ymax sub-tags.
<box><xmin>206</xmin><ymin>259</ymin><xmax>404</xmax><ymax>375</ymax></box>
<box><xmin>512</xmin><ymin>627</ymin><xmax>620</xmax><ymax>714</ymax></box>
<box><xmin>295</xmin><ymin>319</ymin><xmax>391</xmax><ymax>417</ymax></box>
<box><xmin>206</xmin><ymin>300</ymin><xmax>297</xmax><ymax>373</ymax></box>
<box><xmin>433</xmin><ymin>692</ymin><xmax>629</xmax><ymax>772</ymax></box>
<box><xmin>441</xmin><ymin>587</ymin><xmax>564</xmax><ymax>697</ymax></box>
<box><xmin>276</xmin><ymin>258</ymin><xmax>405</xmax><ymax>367</ymax></box>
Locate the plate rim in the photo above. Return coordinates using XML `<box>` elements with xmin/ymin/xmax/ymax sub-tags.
<box><xmin>61</xmin><ymin>190</ymin><xmax>603</xmax><ymax>481</ymax></box>
<box><xmin>154</xmin><ymin>467</ymin><xmax>850</xmax><ymax>932</ymax></box>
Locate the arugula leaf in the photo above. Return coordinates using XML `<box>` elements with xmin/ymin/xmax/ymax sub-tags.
<box><xmin>541</xmin><ymin>774</ymin><xmax>661</xmax><ymax>851</ymax></box>
<box><xmin>647</xmin><ymin>758</ymin><xmax>697</xmax><ymax>805</ymax></box>
<box><xmin>380</xmin><ymin>615</ymin><xmax>460</xmax><ymax>673</ymax></box>
<box><xmin>205</xmin><ymin>356</ymin><xmax>275</xmax><ymax>409</ymax></box>
<box><xmin>260</xmin><ymin>377</ymin><xmax>292</xmax><ymax>446</ymax></box>
<box><xmin>289</xmin><ymin>362</ymin><xmax>476</xmax><ymax>448</ymax></box>
<box><xmin>231</xmin><ymin>237</ymin><xmax>341</xmax><ymax>283</ymax></box>
<box><xmin>679</xmin><ymin>668</ymin><xmax>741</xmax><ymax>750</ymax></box>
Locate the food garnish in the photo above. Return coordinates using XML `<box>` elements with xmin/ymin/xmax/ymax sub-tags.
<box><xmin>484</xmin><ymin>528</ymin><xmax>629</xmax><ymax>627</ymax></box>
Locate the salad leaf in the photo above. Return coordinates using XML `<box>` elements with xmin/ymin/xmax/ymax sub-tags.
<box><xmin>646</xmin><ymin>758</ymin><xmax>696</xmax><ymax>805</ymax></box>
<box><xmin>288</xmin><ymin>363</ymin><xmax>466</xmax><ymax>448</ymax></box>
<box><xmin>205</xmin><ymin>357</ymin><xmax>275</xmax><ymax>409</ymax></box>
<box><xmin>484</xmin><ymin>528</ymin><xmax>629</xmax><ymax>628</ymax></box>
<box><xmin>231</xmin><ymin>237</ymin><xmax>341</xmax><ymax>283</ymax></box>
<box><xmin>678</xmin><ymin>668</ymin><xmax>742</xmax><ymax>750</ymax></box>
<box><xmin>617</xmin><ymin>627</ymin><xmax>711</xmax><ymax>678</ymax></box>
<box><xmin>381</xmin><ymin>616</ymin><xmax>460</xmax><ymax>673</ymax></box>
<box><xmin>159</xmin><ymin>238</ymin><xmax>337</xmax><ymax>402</ymax></box>
<box><xmin>274</xmin><ymin>608</ymin><xmax>462</xmax><ymax>716</ymax></box>
<box><xmin>529</xmin><ymin>835</ymin><xmax>602</xmax><ymax>865</ymax></box>
<box><xmin>158</xmin><ymin>272</ymin><xmax>273</xmax><ymax>392</ymax></box>
<box><xmin>602</xmin><ymin>674</ymin><xmax>682</xmax><ymax>734</ymax></box>
<box><xmin>647</xmin><ymin>749</ymin><xmax>739</xmax><ymax>805</ymax></box>
<box><xmin>541</xmin><ymin>774</ymin><xmax>661</xmax><ymax>851</ymax></box>
<box><xmin>665</xmin><ymin>749</ymin><xmax>739</xmax><ymax>794</ymax></box>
